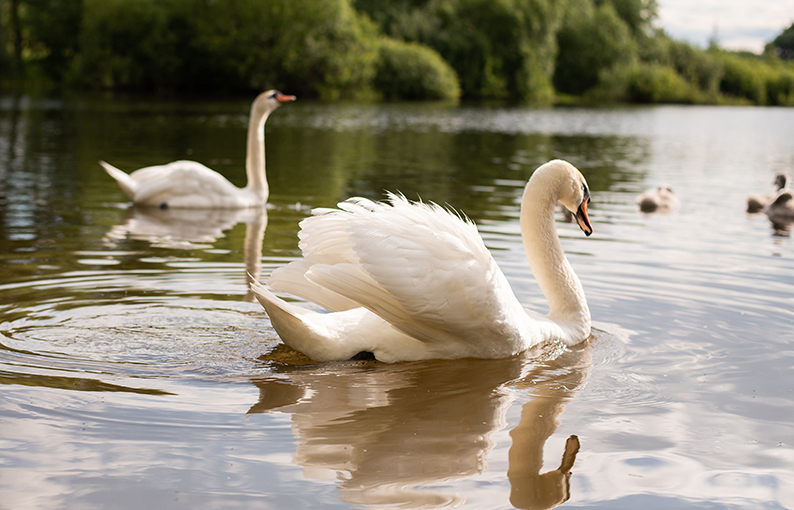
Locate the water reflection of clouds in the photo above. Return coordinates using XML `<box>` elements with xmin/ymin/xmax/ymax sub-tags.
<box><xmin>249</xmin><ymin>345</ymin><xmax>591</xmax><ymax>509</ymax></box>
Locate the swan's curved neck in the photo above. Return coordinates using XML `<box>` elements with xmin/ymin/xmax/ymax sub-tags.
<box><xmin>520</xmin><ymin>171</ymin><xmax>590</xmax><ymax>341</ymax></box>
<box><xmin>244</xmin><ymin>105</ymin><xmax>271</xmax><ymax>201</ymax></box>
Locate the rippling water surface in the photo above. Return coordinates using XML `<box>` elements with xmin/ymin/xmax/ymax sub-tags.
<box><xmin>1</xmin><ymin>95</ymin><xmax>793</xmax><ymax>509</ymax></box>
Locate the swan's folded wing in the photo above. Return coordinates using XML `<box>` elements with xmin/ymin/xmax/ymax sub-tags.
<box><xmin>266</xmin><ymin>201</ymin><xmax>374</xmax><ymax>312</ymax></box>
<box><xmin>268</xmin><ymin>258</ymin><xmax>362</xmax><ymax>312</ymax></box>
<box><xmin>305</xmin><ymin>195</ymin><xmax>525</xmax><ymax>351</ymax></box>
<box><xmin>132</xmin><ymin>161</ymin><xmax>241</xmax><ymax>207</ymax></box>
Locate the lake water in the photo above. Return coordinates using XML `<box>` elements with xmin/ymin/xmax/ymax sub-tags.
<box><xmin>1</xmin><ymin>95</ymin><xmax>793</xmax><ymax>510</ymax></box>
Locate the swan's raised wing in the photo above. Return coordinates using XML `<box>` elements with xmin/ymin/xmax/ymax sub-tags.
<box><xmin>298</xmin><ymin>195</ymin><xmax>527</xmax><ymax>356</ymax></box>
<box><xmin>267</xmin><ymin>205</ymin><xmax>369</xmax><ymax>312</ymax></box>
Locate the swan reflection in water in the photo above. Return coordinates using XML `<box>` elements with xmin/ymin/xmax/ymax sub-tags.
<box><xmin>104</xmin><ymin>205</ymin><xmax>267</xmax><ymax>301</ymax></box>
<box><xmin>249</xmin><ymin>342</ymin><xmax>590</xmax><ymax>509</ymax></box>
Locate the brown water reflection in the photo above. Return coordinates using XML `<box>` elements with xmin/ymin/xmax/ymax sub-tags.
<box><xmin>105</xmin><ymin>205</ymin><xmax>267</xmax><ymax>301</ymax></box>
<box><xmin>250</xmin><ymin>345</ymin><xmax>590</xmax><ymax>509</ymax></box>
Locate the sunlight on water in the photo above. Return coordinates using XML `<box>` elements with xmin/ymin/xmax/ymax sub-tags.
<box><xmin>1</xmin><ymin>96</ymin><xmax>793</xmax><ymax>509</ymax></box>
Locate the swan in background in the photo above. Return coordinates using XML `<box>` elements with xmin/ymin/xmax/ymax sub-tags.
<box><xmin>747</xmin><ymin>172</ymin><xmax>789</xmax><ymax>213</ymax></box>
<box><xmin>251</xmin><ymin>159</ymin><xmax>593</xmax><ymax>363</ymax></box>
<box><xmin>637</xmin><ymin>185</ymin><xmax>679</xmax><ymax>213</ymax></box>
<box><xmin>100</xmin><ymin>90</ymin><xmax>295</xmax><ymax>209</ymax></box>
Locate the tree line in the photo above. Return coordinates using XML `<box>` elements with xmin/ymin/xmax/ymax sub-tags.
<box><xmin>1</xmin><ymin>0</ymin><xmax>794</xmax><ymax>105</ymax></box>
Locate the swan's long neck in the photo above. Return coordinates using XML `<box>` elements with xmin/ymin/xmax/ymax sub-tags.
<box><xmin>244</xmin><ymin>105</ymin><xmax>271</xmax><ymax>201</ymax></box>
<box><xmin>520</xmin><ymin>170</ymin><xmax>590</xmax><ymax>342</ymax></box>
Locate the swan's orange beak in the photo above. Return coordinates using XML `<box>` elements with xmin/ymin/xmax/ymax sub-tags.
<box><xmin>276</xmin><ymin>93</ymin><xmax>296</xmax><ymax>103</ymax></box>
<box><xmin>576</xmin><ymin>197</ymin><xmax>593</xmax><ymax>237</ymax></box>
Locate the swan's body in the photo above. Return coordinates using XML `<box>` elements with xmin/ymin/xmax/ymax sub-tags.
<box><xmin>100</xmin><ymin>90</ymin><xmax>295</xmax><ymax>209</ymax></box>
<box><xmin>637</xmin><ymin>185</ymin><xmax>679</xmax><ymax>213</ymax></box>
<box><xmin>251</xmin><ymin>160</ymin><xmax>593</xmax><ymax>363</ymax></box>
<box><xmin>747</xmin><ymin>173</ymin><xmax>789</xmax><ymax>213</ymax></box>
<box><xmin>764</xmin><ymin>189</ymin><xmax>794</xmax><ymax>225</ymax></box>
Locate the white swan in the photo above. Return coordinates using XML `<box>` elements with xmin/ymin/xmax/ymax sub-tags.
<box><xmin>637</xmin><ymin>185</ymin><xmax>679</xmax><ymax>213</ymax></box>
<box><xmin>251</xmin><ymin>159</ymin><xmax>593</xmax><ymax>363</ymax></box>
<box><xmin>100</xmin><ymin>90</ymin><xmax>295</xmax><ymax>209</ymax></box>
<box><xmin>747</xmin><ymin>172</ymin><xmax>789</xmax><ymax>213</ymax></box>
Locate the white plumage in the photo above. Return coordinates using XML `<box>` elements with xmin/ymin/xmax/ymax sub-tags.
<box><xmin>252</xmin><ymin>159</ymin><xmax>594</xmax><ymax>363</ymax></box>
<box><xmin>100</xmin><ymin>90</ymin><xmax>295</xmax><ymax>209</ymax></box>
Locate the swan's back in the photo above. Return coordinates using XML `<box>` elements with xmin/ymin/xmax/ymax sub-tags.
<box><xmin>131</xmin><ymin>161</ymin><xmax>257</xmax><ymax>208</ymax></box>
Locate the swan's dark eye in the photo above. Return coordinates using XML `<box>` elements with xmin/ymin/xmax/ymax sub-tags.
<box><xmin>268</xmin><ymin>91</ymin><xmax>279</xmax><ymax>99</ymax></box>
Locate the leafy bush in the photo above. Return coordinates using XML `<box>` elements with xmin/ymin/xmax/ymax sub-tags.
<box><xmin>664</xmin><ymin>39</ymin><xmax>723</xmax><ymax>99</ymax></box>
<box><xmin>374</xmin><ymin>38</ymin><xmax>460</xmax><ymax>100</ymax></box>
<box><xmin>357</xmin><ymin>0</ymin><xmax>565</xmax><ymax>102</ymax></box>
<box><xmin>715</xmin><ymin>52</ymin><xmax>767</xmax><ymax>105</ymax></box>
<box><xmin>765</xmin><ymin>64</ymin><xmax>794</xmax><ymax>106</ymax></box>
<box><xmin>712</xmin><ymin>51</ymin><xmax>794</xmax><ymax>106</ymax></box>
<box><xmin>592</xmin><ymin>62</ymin><xmax>693</xmax><ymax>103</ymax></box>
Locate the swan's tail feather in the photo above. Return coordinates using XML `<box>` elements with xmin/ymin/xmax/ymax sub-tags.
<box><xmin>99</xmin><ymin>161</ymin><xmax>137</xmax><ymax>200</ymax></box>
<box><xmin>268</xmin><ymin>259</ymin><xmax>361</xmax><ymax>312</ymax></box>
<box><xmin>249</xmin><ymin>277</ymin><xmax>306</xmax><ymax>320</ymax></box>
<box><xmin>250</xmin><ymin>278</ymin><xmax>315</xmax><ymax>357</ymax></box>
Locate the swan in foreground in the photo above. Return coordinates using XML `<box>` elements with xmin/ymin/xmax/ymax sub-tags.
<box><xmin>637</xmin><ymin>185</ymin><xmax>679</xmax><ymax>213</ymax></box>
<box><xmin>251</xmin><ymin>159</ymin><xmax>593</xmax><ymax>363</ymax></box>
<box><xmin>747</xmin><ymin>173</ymin><xmax>789</xmax><ymax>213</ymax></box>
<box><xmin>100</xmin><ymin>90</ymin><xmax>295</xmax><ymax>209</ymax></box>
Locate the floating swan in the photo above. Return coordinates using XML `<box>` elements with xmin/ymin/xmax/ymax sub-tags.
<box><xmin>747</xmin><ymin>173</ymin><xmax>789</xmax><ymax>213</ymax></box>
<box><xmin>764</xmin><ymin>188</ymin><xmax>794</xmax><ymax>226</ymax></box>
<box><xmin>100</xmin><ymin>90</ymin><xmax>295</xmax><ymax>209</ymax></box>
<box><xmin>251</xmin><ymin>159</ymin><xmax>593</xmax><ymax>363</ymax></box>
<box><xmin>637</xmin><ymin>185</ymin><xmax>679</xmax><ymax>213</ymax></box>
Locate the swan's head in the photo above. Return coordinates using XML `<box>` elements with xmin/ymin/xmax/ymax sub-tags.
<box><xmin>544</xmin><ymin>160</ymin><xmax>593</xmax><ymax>237</ymax></box>
<box><xmin>254</xmin><ymin>90</ymin><xmax>296</xmax><ymax>115</ymax></box>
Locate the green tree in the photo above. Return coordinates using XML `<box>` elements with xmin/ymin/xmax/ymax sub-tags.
<box><xmin>769</xmin><ymin>22</ymin><xmax>794</xmax><ymax>60</ymax></box>
<box><xmin>71</xmin><ymin>0</ymin><xmax>379</xmax><ymax>97</ymax></box>
<box><xmin>596</xmin><ymin>0</ymin><xmax>657</xmax><ymax>36</ymax></box>
<box><xmin>555</xmin><ymin>0</ymin><xmax>637</xmax><ymax>95</ymax></box>
<box><xmin>23</xmin><ymin>0</ymin><xmax>82</xmax><ymax>81</ymax></box>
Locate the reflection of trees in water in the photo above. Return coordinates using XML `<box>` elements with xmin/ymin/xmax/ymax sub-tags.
<box><xmin>249</xmin><ymin>344</ymin><xmax>591</xmax><ymax>509</ymax></box>
<box><xmin>551</xmin><ymin>134</ymin><xmax>651</xmax><ymax>191</ymax></box>
<box><xmin>342</xmin><ymin>128</ymin><xmax>650</xmax><ymax>227</ymax></box>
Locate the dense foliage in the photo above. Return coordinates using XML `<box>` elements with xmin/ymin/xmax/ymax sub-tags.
<box><xmin>1</xmin><ymin>0</ymin><xmax>793</xmax><ymax>105</ymax></box>
<box><xmin>374</xmin><ymin>37</ymin><xmax>460</xmax><ymax>100</ymax></box>
<box><xmin>769</xmin><ymin>22</ymin><xmax>794</xmax><ymax>60</ymax></box>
